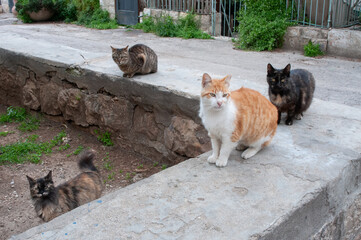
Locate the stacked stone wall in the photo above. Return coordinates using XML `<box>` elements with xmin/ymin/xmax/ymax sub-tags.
<box><xmin>0</xmin><ymin>49</ymin><xmax>211</xmax><ymax>164</ymax></box>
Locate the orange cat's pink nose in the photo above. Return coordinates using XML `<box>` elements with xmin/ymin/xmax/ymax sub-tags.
<box><xmin>217</xmin><ymin>102</ymin><xmax>222</xmax><ymax>107</ymax></box>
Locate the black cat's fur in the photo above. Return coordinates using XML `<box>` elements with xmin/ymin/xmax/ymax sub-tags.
<box><xmin>26</xmin><ymin>151</ymin><xmax>103</xmax><ymax>221</ymax></box>
<box><xmin>267</xmin><ymin>63</ymin><xmax>315</xmax><ymax>125</ymax></box>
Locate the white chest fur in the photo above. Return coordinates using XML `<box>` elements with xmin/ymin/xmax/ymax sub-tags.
<box><xmin>199</xmin><ymin>98</ymin><xmax>237</xmax><ymax>139</ymax></box>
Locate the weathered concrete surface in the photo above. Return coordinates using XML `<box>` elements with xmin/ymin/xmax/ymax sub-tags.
<box><xmin>283</xmin><ymin>26</ymin><xmax>361</xmax><ymax>59</ymax></box>
<box><xmin>0</xmin><ymin>23</ymin><xmax>360</xmax><ymax>239</ymax></box>
<box><xmin>328</xmin><ymin>29</ymin><xmax>361</xmax><ymax>60</ymax></box>
<box><xmin>10</xmin><ymin>99</ymin><xmax>361</xmax><ymax>239</ymax></box>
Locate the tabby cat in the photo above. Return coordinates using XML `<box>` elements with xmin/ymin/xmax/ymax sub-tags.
<box><xmin>26</xmin><ymin>151</ymin><xmax>103</xmax><ymax>222</ymax></box>
<box><xmin>111</xmin><ymin>44</ymin><xmax>158</xmax><ymax>78</ymax></box>
<box><xmin>199</xmin><ymin>73</ymin><xmax>278</xmax><ymax>167</ymax></box>
<box><xmin>267</xmin><ymin>63</ymin><xmax>315</xmax><ymax>125</ymax></box>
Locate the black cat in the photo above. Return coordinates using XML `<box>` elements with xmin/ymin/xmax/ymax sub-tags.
<box><xmin>267</xmin><ymin>63</ymin><xmax>315</xmax><ymax>125</ymax></box>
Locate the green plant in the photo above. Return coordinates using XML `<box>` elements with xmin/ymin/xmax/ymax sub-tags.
<box><xmin>16</xmin><ymin>0</ymin><xmax>56</xmax><ymax>23</ymax></box>
<box><xmin>103</xmin><ymin>161</ymin><xmax>113</xmax><ymax>171</ymax></box>
<box><xmin>95</xmin><ymin>130</ymin><xmax>114</xmax><ymax>146</ymax></box>
<box><xmin>125</xmin><ymin>172</ymin><xmax>132</xmax><ymax>180</ymax></box>
<box><xmin>235</xmin><ymin>0</ymin><xmax>293</xmax><ymax>51</ymax></box>
<box><xmin>161</xmin><ymin>164</ymin><xmax>167</xmax><ymax>170</ymax></box>
<box><xmin>137</xmin><ymin>164</ymin><xmax>143</xmax><ymax>169</ymax></box>
<box><xmin>107</xmin><ymin>172</ymin><xmax>115</xmax><ymax>180</ymax></box>
<box><xmin>304</xmin><ymin>40</ymin><xmax>324</xmax><ymax>57</ymax></box>
<box><xmin>16</xmin><ymin>0</ymin><xmax>117</xmax><ymax>29</ymax></box>
<box><xmin>58</xmin><ymin>143</ymin><xmax>70</xmax><ymax>151</ymax></box>
<box><xmin>0</xmin><ymin>131</ymin><xmax>14</xmax><ymax>137</ymax></box>
<box><xmin>153</xmin><ymin>161</ymin><xmax>159</xmax><ymax>167</ymax></box>
<box><xmin>134</xmin><ymin>13</ymin><xmax>212</xmax><ymax>40</ymax></box>
<box><xmin>67</xmin><ymin>145</ymin><xmax>84</xmax><ymax>157</ymax></box>
<box><xmin>0</xmin><ymin>131</ymin><xmax>65</xmax><ymax>165</ymax></box>
<box><xmin>76</xmin><ymin>8</ymin><xmax>118</xmax><ymax>29</ymax></box>
<box><xmin>0</xmin><ymin>106</ymin><xmax>40</xmax><ymax>132</ymax></box>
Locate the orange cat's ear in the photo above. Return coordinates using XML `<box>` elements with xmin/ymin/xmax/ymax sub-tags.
<box><xmin>223</xmin><ymin>75</ymin><xmax>232</xmax><ymax>88</ymax></box>
<box><xmin>202</xmin><ymin>73</ymin><xmax>212</xmax><ymax>88</ymax></box>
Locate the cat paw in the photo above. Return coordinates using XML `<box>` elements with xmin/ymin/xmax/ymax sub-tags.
<box><xmin>241</xmin><ymin>148</ymin><xmax>259</xmax><ymax>159</ymax></box>
<box><xmin>236</xmin><ymin>144</ymin><xmax>247</xmax><ymax>151</ymax></box>
<box><xmin>285</xmin><ymin>118</ymin><xmax>293</xmax><ymax>125</ymax></box>
<box><xmin>215</xmin><ymin>158</ymin><xmax>228</xmax><ymax>167</ymax></box>
<box><xmin>207</xmin><ymin>155</ymin><xmax>218</xmax><ymax>164</ymax></box>
<box><xmin>295</xmin><ymin>113</ymin><xmax>303</xmax><ymax>120</ymax></box>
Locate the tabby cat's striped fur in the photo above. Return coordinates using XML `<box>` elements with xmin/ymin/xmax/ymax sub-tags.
<box><xmin>111</xmin><ymin>44</ymin><xmax>158</xmax><ymax>78</ymax></box>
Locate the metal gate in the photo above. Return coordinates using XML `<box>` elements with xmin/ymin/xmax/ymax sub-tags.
<box><xmin>116</xmin><ymin>0</ymin><xmax>138</xmax><ymax>25</ymax></box>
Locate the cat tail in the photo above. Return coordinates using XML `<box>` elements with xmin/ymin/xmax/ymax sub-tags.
<box><xmin>78</xmin><ymin>150</ymin><xmax>98</xmax><ymax>172</ymax></box>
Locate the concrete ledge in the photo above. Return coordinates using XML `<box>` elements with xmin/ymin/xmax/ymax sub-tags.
<box><xmin>10</xmin><ymin>99</ymin><xmax>361</xmax><ymax>239</ymax></box>
<box><xmin>1</xmin><ymin>24</ymin><xmax>361</xmax><ymax>239</ymax></box>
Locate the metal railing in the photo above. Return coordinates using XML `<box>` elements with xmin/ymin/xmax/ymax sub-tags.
<box><xmin>145</xmin><ymin>0</ymin><xmax>361</xmax><ymax>36</ymax></box>
<box><xmin>145</xmin><ymin>0</ymin><xmax>212</xmax><ymax>14</ymax></box>
<box><xmin>288</xmin><ymin>0</ymin><xmax>361</xmax><ymax>28</ymax></box>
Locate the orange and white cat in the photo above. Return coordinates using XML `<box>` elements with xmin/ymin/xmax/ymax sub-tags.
<box><xmin>199</xmin><ymin>73</ymin><xmax>278</xmax><ymax>167</ymax></box>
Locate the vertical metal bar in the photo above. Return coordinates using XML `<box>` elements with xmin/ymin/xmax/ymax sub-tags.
<box><xmin>315</xmin><ymin>0</ymin><xmax>318</xmax><ymax>26</ymax></box>
<box><xmin>233</xmin><ymin>0</ymin><xmax>236</xmax><ymax>33</ymax></box>
<box><xmin>309</xmin><ymin>0</ymin><xmax>313</xmax><ymax>25</ymax></box>
<box><xmin>228</xmin><ymin>0</ymin><xmax>231</xmax><ymax>36</ymax></box>
<box><xmin>303</xmin><ymin>0</ymin><xmax>307</xmax><ymax>25</ymax></box>
<box><xmin>327</xmin><ymin>0</ymin><xmax>333</xmax><ymax>28</ymax></box>
<box><xmin>212</xmin><ymin>0</ymin><xmax>215</xmax><ymax>35</ymax></box>
<box><xmin>197</xmin><ymin>0</ymin><xmax>200</xmax><ymax>13</ymax></box>
<box><xmin>297</xmin><ymin>0</ymin><xmax>301</xmax><ymax>21</ymax></box>
<box><xmin>222</xmin><ymin>0</ymin><xmax>225</xmax><ymax>36</ymax></box>
<box><xmin>291</xmin><ymin>0</ymin><xmax>294</xmax><ymax>20</ymax></box>
<box><xmin>321</xmin><ymin>0</ymin><xmax>325</xmax><ymax>27</ymax></box>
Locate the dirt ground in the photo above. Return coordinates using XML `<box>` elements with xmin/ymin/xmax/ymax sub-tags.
<box><xmin>0</xmin><ymin>104</ymin><xmax>169</xmax><ymax>240</ymax></box>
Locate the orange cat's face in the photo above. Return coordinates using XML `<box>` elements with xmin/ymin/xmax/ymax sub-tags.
<box><xmin>201</xmin><ymin>73</ymin><xmax>231</xmax><ymax>110</ymax></box>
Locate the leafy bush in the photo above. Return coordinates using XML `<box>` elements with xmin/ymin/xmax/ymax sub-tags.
<box><xmin>77</xmin><ymin>8</ymin><xmax>118</xmax><ymax>29</ymax></box>
<box><xmin>16</xmin><ymin>0</ymin><xmax>117</xmax><ymax>29</ymax></box>
<box><xmin>304</xmin><ymin>40</ymin><xmax>324</xmax><ymax>57</ymax></box>
<box><xmin>235</xmin><ymin>0</ymin><xmax>292</xmax><ymax>51</ymax></box>
<box><xmin>134</xmin><ymin>13</ymin><xmax>212</xmax><ymax>39</ymax></box>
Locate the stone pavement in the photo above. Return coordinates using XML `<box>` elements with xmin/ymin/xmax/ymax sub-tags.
<box><xmin>0</xmin><ymin>22</ymin><xmax>360</xmax><ymax>239</ymax></box>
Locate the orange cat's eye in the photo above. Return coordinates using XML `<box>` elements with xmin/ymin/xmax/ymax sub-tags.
<box><xmin>209</xmin><ymin>93</ymin><xmax>216</xmax><ymax>97</ymax></box>
<box><xmin>222</xmin><ymin>93</ymin><xmax>228</xmax><ymax>97</ymax></box>
<box><xmin>281</xmin><ymin>79</ymin><xmax>285</xmax><ymax>82</ymax></box>
<box><xmin>272</xmin><ymin>79</ymin><xmax>276</xmax><ymax>82</ymax></box>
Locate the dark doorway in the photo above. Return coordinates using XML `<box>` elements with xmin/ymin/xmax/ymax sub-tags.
<box><xmin>116</xmin><ymin>0</ymin><xmax>138</xmax><ymax>25</ymax></box>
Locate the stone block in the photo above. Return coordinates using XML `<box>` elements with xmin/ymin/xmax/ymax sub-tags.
<box><xmin>133</xmin><ymin>106</ymin><xmax>159</xmax><ymax>141</ymax></box>
<box><xmin>328</xmin><ymin>29</ymin><xmax>361</xmax><ymax>59</ymax></box>
<box><xmin>164</xmin><ymin>116</ymin><xmax>210</xmax><ymax>158</ymax></box>
<box><xmin>39</xmin><ymin>82</ymin><xmax>62</xmax><ymax>115</ymax></box>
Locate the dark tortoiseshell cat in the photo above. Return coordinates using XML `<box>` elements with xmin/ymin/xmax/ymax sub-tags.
<box><xmin>111</xmin><ymin>44</ymin><xmax>158</xmax><ymax>78</ymax></box>
<box><xmin>26</xmin><ymin>151</ymin><xmax>103</xmax><ymax>222</ymax></box>
<box><xmin>267</xmin><ymin>63</ymin><xmax>315</xmax><ymax>125</ymax></box>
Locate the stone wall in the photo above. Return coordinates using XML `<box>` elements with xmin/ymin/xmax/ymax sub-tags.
<box><xmin>99</xmin><ymin>0</ymin><xmax>115</xmax><ymax>19</ymax></box>
<box><xmin>282</xmin><ymin>26</ymin><xmax>361</xmax><ymax>59</ymax></box>
<box><xmin>0</xmin><ymin>48</ymin><xmax>211</xmax><ymax>164</ymax></box>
